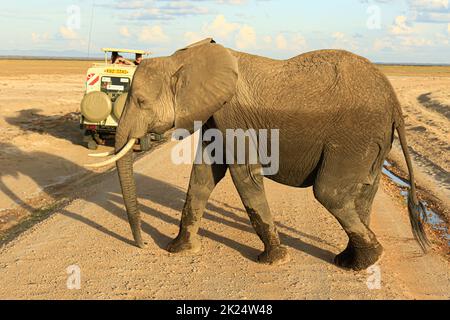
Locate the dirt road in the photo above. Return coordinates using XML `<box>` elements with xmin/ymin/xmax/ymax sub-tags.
<box><xmin>0</xmin><ymin>141</ymin><xmax>449</xmax><ymax>299</ymax></box>
<box><xmin>0</xmin><ymin>60</ymin><xmax>448</xmax><ymax>299</ymax></box>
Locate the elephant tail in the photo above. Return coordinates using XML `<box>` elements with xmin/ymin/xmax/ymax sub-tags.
<box><xmin>395</xmin><ymin>119</ymin><xmax>430</xmax><ymax>252</ymax></box>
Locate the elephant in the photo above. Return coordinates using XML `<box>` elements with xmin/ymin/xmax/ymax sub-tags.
<box><xmin>88</xmin><ymin>38</ymin><xmax>429</xmax><ymax>271</ymax></box>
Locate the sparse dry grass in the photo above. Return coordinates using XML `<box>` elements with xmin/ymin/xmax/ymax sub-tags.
<box><xmin>1</xmin><ymin>59</ymin><xmax>449</xmax><ymax>77</ymax></box>
<box><xmin>0</xmin><ymin>60</ymin><xmax>101</xmax><ymax>76</ymax></box>
<box><xmin>377</xmin><ymin>65</ymin><xmax>450</xmax><ymax>77</ymax></box>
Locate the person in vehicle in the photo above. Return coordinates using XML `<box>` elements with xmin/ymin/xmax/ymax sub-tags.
<box><xmin>110</xmin><ymin>51</ymin><xmax>121</xmax><ymax>64</ymax></box>
<box><xmin>134</xmin><ymin>53</ymin><xmax>143</xmax><ymax>65</ymax></box>
<box><xmin>111</xmin><ymin>52</ymin><xmax>133</xmax><ymax>65</ymax></box>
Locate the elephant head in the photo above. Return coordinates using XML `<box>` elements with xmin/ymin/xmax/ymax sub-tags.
<box><xmin>87</xmin><ymin>39</ymin><xmax>238</xmax><ymax>248</ymax></box>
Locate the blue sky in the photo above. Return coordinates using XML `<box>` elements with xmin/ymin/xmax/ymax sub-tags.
<box><xmin>1</xmin><ymin>0</ymin><xmax>449</xmax><ymax>63</ymax></box>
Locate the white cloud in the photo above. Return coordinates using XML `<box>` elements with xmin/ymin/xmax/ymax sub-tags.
<box><xmin>235</xmin><ymin>25</ymin><xmax>256</xmax><ymax>49</ymax></box>
<box><xmin>262</xmin><ymin>33</ymin><xmax>307</xmax><ymax>52</ymax></box>
<box><xmin>184</xmin><ymin>14</ymin><xmax>307</xmax><ymax>53</ymax></box>
<box><xmin>373</xmin><ymin>37</ymin><xmax>395</xmax><ymax>51</ymax></box>
<box><xmin>184</xmin><ymin>15</ymin><xmax>256</xmax><ymax>49</ymax></box>
<box><xmin>139</xmin><ymin>26</ymin><xmax>169</xmax><ymax>43</ymax></box>
<box><xmin>59</xmin><ymin>26</ymin><xmax>78</xmax><ymax>40</ymax></box>
<box><xmin>291</xmin><ymin>34</ymin><xmax>307</xmax><ymax>49</ymax></box>
<box><xmin>331</xmin><ymin>32</ymin><xmax>358</xmax><ymax>50</ymax></box>
<box><xmin>114</xmin><ymin>1</ymin><xmax>148</xmax><ymax>9</ymax></box>
<box><xmin>407</xmin><ymin>0</ymin><xmax>450</xmax><ymax>23</ymax></box>
<box><xmin>275</xmin><ymin>34</ymin><xmax>287</xmax><ymax>50</ymax></box>
<box><xmin>184</xmin><ymin>31</ymin><xmax>204</xmax><ymax>44</ymax></box>
<box><xmin>448</xmin><ymin>23</ymin><xmax>450</xmax><ymax>33</ymax></box>
<box><xmin>31</xmin><ymin>32</ymin><xmax>49</xmax><ymax>44</ymax></box>
<box><xmin>401</xmin><ymin>36</ymin><xmax>434</xmax><ymax>46</ymax></box>
<box><xmin>217</xmin><ymin>0</ymin><xmax>248</xmax><ymax>4</ymax></box>
<box><xmin>119</xmin><ymin>26</ymin><xmax>131</xmax><ymax>37</ymax></box>
<box><xmin>379</xmin><ymin>8</ymin><xmax>450</xmax><ymax>52</ymax></box>
<box><xmin>184</xmin><ymin>14</ymin><xmax>308</xmax><ymax>53</ymax></box>
<box><xmin>56</xmin><ymin>25</ymin><xmax>88</xmax><ymax>50</ymax></box>
<box><xmin>124</xmin><ymin>2</ymin><xmax>209</xmax><ymax>20</ymax></box>
<box><xmin>203</xmin><ymin>15</ymin><xmax>240</xmax><ymax>39</ymax></box>
<box><xmin>390</xmin><ymin>16</ymin><xmax>414</xmax><ymax>35</ymax></box>
<box><xmin>333</xmin><ymin>32</ymin><xmax>345</xmax><ymax>40</ymax></box>
<box><xmin>262</xmin><ymin>35</ymin><xmax>273</xmax><ymax>45</ymax></box>
<box><xmin>409</xmin><ymin>0</ymin><xmax>448</xmax><ymax>10</ymax></box>
<box><xmin>373</xmin><ymin>34</ymin><xmax>436</xmax><ymax>51</ymax></box>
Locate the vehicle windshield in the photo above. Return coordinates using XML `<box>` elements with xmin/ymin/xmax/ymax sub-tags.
<box><xmin>104</xmin><ymin>49</ymin><xmax>148</xmax><ymax>66</ymax></box>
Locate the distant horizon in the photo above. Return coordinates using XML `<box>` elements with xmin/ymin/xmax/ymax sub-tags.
<box><xmin>1</xmin><ymin>53</ymin><xmax>450</xmax><ymax>67</ymax></box>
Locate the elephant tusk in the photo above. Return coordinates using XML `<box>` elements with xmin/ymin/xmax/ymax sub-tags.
<box><xmin>85</xmin><ymin>139</ymin><xmax>137</xmax><ymax>168</ymax></box>
<box><xmin>88</xmin><ymin>151</ymin><xmax>115</xmax><ymax>158</ymax></box>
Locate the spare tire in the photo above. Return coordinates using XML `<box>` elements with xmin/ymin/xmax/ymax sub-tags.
<box><xmin>81</xmin><ymin>91</ymin><xmax>112</xmax><ymax>123</ymax></box>
<box><xmin>113</xmin><ymin>93</ymin><xmax>128</xmax><ymax>119</ymax></box>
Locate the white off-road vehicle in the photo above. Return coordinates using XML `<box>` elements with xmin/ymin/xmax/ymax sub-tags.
<box><xmin>80</xmin><ymin>48</ymin><xmax>161</xmax><ymax>150</ymax></box>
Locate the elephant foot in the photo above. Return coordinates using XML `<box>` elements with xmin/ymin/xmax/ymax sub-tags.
<box><xmin>167</xmin><ymin>236</ymin><xmax>201</xmax><ymax>254</ymax></box>
<box><xmin>133</xmin><ymin>232</ymin><xmax>147</xmax><ymax>249</ymax></box>
<box><xmin>136</xmin><ymin>241</ymin><xmax>147</xmax><ymax>249</ymax></box>
<box><xmin>334</xmin><ymin>243</ymin><xmax>383</xmax><ymax>271</ymax></box>
<box><xmin>258</xmin><ymin>246</ymin><xmax>290</xmax><ymax>266</ymax></box>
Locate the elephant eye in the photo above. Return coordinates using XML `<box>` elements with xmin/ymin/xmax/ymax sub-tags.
<box><xmin>137</xmin><ymin>97</ymin><xmax>145</xmax><ymax>106</ymax></box>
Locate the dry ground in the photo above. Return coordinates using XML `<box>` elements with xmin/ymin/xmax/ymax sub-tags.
<box><xmin>0</xmin><ymin>60</ymin><xmax>448</xmax><ymax>299</ymax></box>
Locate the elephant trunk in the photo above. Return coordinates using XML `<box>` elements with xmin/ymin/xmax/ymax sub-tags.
<box><xmin>115</xmin><ymin>109</ymin><xmax>146</xmax><ymax>249</ymax></box>
<box><xmin>116</xmin><ymin>147</ymin><xmax>145</xmax><ymax>248</ymax></box>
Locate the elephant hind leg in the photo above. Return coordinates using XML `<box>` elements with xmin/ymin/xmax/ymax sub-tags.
<box><xmin>313</xmin><ymin>162</ymin><xmax>383</xmax><ymax>271</ymax></box>
<box><xmin>355</xmin><ymin>172</ymin><xmax>382</xmax><ymax>227</ymax></box>
<box><xmin>229</xmin><ymin>163</ymin><xmax>289</xmax><ymax>265</ymax></box>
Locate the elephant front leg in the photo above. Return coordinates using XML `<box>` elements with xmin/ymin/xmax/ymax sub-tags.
<box><xmin>167</xmin><ymin>162</ymin><xmax>227</xmax><ymax>254</ymax></box>
<box><xmin>229</xmin><ymin>164</ymin><xmax>290</xmax><ymax>266</ymax></box>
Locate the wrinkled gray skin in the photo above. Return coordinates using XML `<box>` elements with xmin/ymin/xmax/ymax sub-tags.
<box><xmin>115</xmin><ymin>39</ymin><xmax>428</xmax><ymax>271</ymax></box>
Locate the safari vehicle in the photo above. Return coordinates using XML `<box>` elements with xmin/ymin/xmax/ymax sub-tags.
<box><xmin>80</xmin><ymin>48</ymin><xmax>161</xmax><ymax>150</ymax></box>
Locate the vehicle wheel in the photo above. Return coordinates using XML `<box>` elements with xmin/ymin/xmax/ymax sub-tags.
<box><xmin>93</xmin><ymin>133</ymin><xmax>105</xmax><ymax>146</ymax></box>
<box><xmin>140</xmin><ymin>134</ymin><xmax>152</xmax><ymax>151</ymax></box>
<box><xmin>87</xmin><ymin>140</ymin><xmax>98</xmax><ymax>150</ymax></box>
<box><xmin>83</xmin><ymin>129</ymin><xmax>92</xmax><ymax>141</ymax></box>
<box><xmin>83</xmin><ymin>130</ymin><xmax>98</xmax><ymax>150</ymax></box>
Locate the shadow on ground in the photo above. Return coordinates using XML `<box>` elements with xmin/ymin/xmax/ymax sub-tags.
<box><xmin>5</xmin><ymin>108</ymin><xmax>83</xmax><ymax>145</ymax></box>
<box><xmin>0</xmin><ymin>142</ymin><xmax>336</xmax><ymax>265</ymax></box>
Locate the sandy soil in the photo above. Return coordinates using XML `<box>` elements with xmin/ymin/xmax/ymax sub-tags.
<box><xmin>0</xmin><ymin>60</ymin><xmax>100</xmax><ymax>233</ymax></box>
<box><xmin>0</xmin><ymin>141</ymin><xmax>448</xmax><ymax>299</ymax></box>
<box><xmin>0</xmin><ymin>60</ymin><xmax>448</xmax><ymax>299</ymax></box>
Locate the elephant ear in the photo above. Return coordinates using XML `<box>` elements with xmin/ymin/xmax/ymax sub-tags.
<box><xmin>171</xmin><ymin>39</ymin><xmax>238</xmax><ymax>132</ymax></box>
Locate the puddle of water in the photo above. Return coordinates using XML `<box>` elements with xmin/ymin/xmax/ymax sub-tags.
<box><xmin>382</xmin><ymin>161</ymin><xmax>450</xmax><ymax>246</ymax></box>
<box><xmin>382</xmin><ymin>167</ymin><xmax>411</xmax><ymax>188</ymax></box>
<box><xmin>423</xmin><ymin>202</ymin><xmax>450</xmax><ymax>243</ymax></box>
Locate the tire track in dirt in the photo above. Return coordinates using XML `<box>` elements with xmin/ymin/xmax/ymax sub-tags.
<box><xmin>418</xmin><ymin>92</ymin><xmax>450</xmax><ymax>120</ymax></box>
